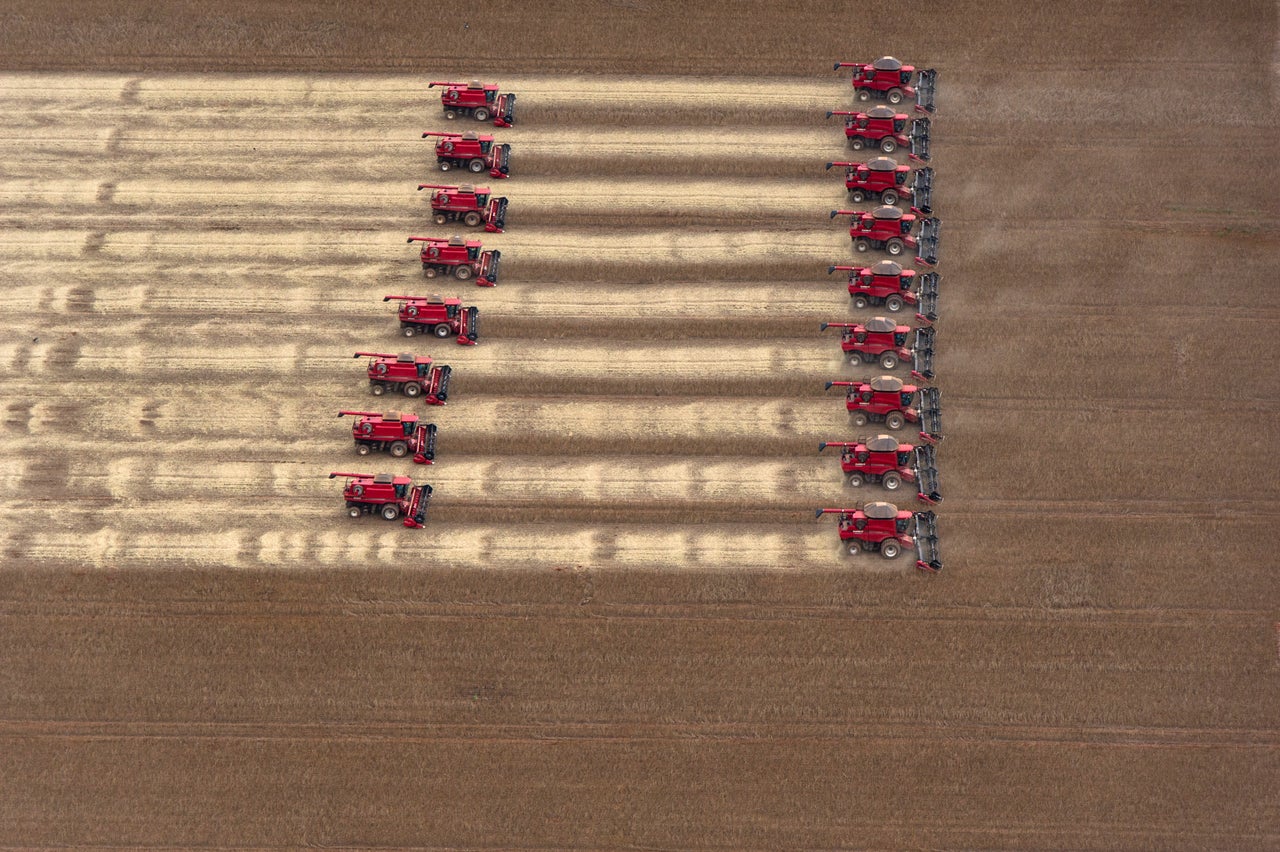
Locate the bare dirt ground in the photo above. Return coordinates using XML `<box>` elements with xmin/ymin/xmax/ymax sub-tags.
<box><xmin>0</xmin><ymin>1</ymin><xmax>1278</xmax><ymax>848</ymax></box>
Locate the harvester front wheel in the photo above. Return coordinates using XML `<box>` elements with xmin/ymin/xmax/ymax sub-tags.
<box><xmin>403</xmin><ymin>383</ymin><xmax>422</xmax><ymax>398</ymax></box>
<box><xmin>885</xmin><ymin>411</ymin><xmax>906</xmax><ymax>430</ymax></box>
<box><xmin>854</xmin><ymin>239</ymin><xmax>871</xmax><ymax>253</ymax></box>
<box><xmin>850</xmin><ymin>412</ymin><xmax>869</xmax><ymax>427</ymax></box>
<box><xmin>381</xmin><ymin>504</ymin><xmax>400</xmax><ymax>521</ymax></box>
<box><xmin>473</xmin><ymin>107</ymin><xmax>490</xmax><ymax>121</ymax></box>
<box><xmin>356</xmin><ymin>443</ymin><xmax>372</xmax><ymax>456</ymax></box>
<box><xmin>433</xmin><ymin>324</ymin><xmax>452</xmax><ymax>338</ymax></box>
<box><xmin>849</xmin><ymin>189</ymin><xmax>866</xmax><ymax>203</ymax></box>
<box><xmin>884</xmin><ymin>295</ymin><xmax>904</xmax><ymax>312</ymax></box>
<box><xmin>879</xmin><ymin>137</ymin><xmax>898</xmax><ymax>154</ymax></box>
<box><xmin>402</xmin><ymin>326</ymin><xmax>417</xmax><ymax>338</ymax></box>
<box><xmin>370</xmin><ymin>384</ymin><xmax>386</xmax><ymax>396</ymax></box>
<box><xmin>880</xmin><ymin>189</ymin><xmax>898</xmax><ymax>205</ymax></box>
<box><xmin>886</xmin><ymin>88</ymin><xmax>904</xmax><ymax>105</ymax></box>
<box><xmin>885</xmin><ymin>238</ymin><xmax>905</xmax><ymax>256</ymax></box>
<box><xmin>389</xmin><ymin>441</ymin><xmax>409</xmax><ymax>458</ymax></box>
<box><xmin>468</xmin><ymin>159</ymin><xmax>486</xmax><ymax>173</ymax></box>
<box><xmin>463</xmin><ymin>211</ymin><xmax>482</xmax><ymax>227</ymax></box>
<box><xmin>847</xmin><ymin>473</ymin><xmax>863</xmax><ymax>487</ymax></box>
<box><xmin>347</xmin><ymin>505</ymin><xmax>362</xmax><ymax>518</ymax></box>
<box><xmin>454</xmin><ymin>265</ymin><xmax>473</xmax><ymax>280</ymax></box>
<box><xmin>882</xmin><ymin>472</ymin><xmax>902</xmax><ymax>490</ymax></box>
<box><xmin>880</xmin><ymin>540</ymin><xmax>901</xmax><ymax>559</ymax></box>
<box><xmin>878</xmin><ymin>351</ymin><xmax>899</xmax><ymax>369</ymax></box>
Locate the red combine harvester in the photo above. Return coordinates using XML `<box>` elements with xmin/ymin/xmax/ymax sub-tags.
<box><xmin>383</xmin><ymin>294</ymin><xmax>478</xmax><ymax>344</ymax></box>
<box><xmin>825</xmin><ymin>375</ymin><xmax>943</xmax><ymax>443</ymax></box>
<box><xmin>428</xmin><ymin>80</ymin><xmax>516</xmax><ymax>127</ymax></box>
<box><xmin>423</xmin><ymin>131</ymin><xmax>510</xmax><ymax>178</ymax></box>
<box><xmin>417</xmin><ymin>184</ymin><xmax>507</xmax><ymax>232</ymax></box>
<box><xmin>814</xmin><ymin>503</ymin><xmax>943</xmax><ymax>571</ymax></box>
<box><xmin>819</xmin><ymin>436</ymin><xmax>942</xmax><ymax>504</ymax></box>
<box><xmin>406</xmin><ymin>235</ymin><xmax>500</xmax><ymax>285</ymax></box>
<box><xmin>355</xmin><ymin>351</ymin><xmax>451</xmax><ymax>404</ymax></box>
<box><xmin>831</xmin><ymin>206</ymin><xmax>940</xmax><ymax>266</ymax></box>
<box><xmin>826</xmin><ymin>158</ymin><xmax>934</xmax><ymax>213</ymax></box>
<box><xmin>820</xmin><ymin>319</ymin><xmax>936</xmax><ymax>379</ymax></box>
<box><xmin>833</xmin><ymin>57</ymin><xmax>937</xmax><ymax>113</ymax></box>
<box><xmin>329</xmin><ymin>471</ymin><xmax>433</xmax><ymax>528</ymax></box>
<box><xmin>827</xmin><ymin>105</ymin><xmax>910</xmax><ymax>153</ymax></box>
<box><xmin>830</xmin><ymin>261</ymin><xmax>939</xmax><ymax>321</ymax></box>
<box><xmin>339</xmin><ymin>411</ymin><xmax>437</xmax><ymax>464</ymax></box>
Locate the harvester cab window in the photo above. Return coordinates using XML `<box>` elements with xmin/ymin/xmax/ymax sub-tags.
<box><xmin>853</xmin><ymin>331</ymin><xmax>866</xmax><ymax>343</ymax></box>
<box><xmin>861</xmin><ymin>274</ymin><xmax>873</xmax><ymax>285</ymax></box>
<box><xmin>417</xmin><ymin>363</ymin><xmax>430</xmax><ymax>377</ymax></box>
<box><xmin>896</xmin><ymin>518</ymin><xmax>909</xmax><ymax>533</ymax></box>
<box><xmin>900</xmin><ymin>392</ymin><xmax>913</xmax><ymax>406</ymax></box>
<box><xmin>402</xmin><ymin>421</ymin><xmax>415</xmax><ymax>436</ymax></box>
<box><xmin>394</xmin><ymin>483</ymin><xmax>408</xmax><ymax>498</ymax></box>
<box><xmin>896</xmin><ymin>172</ymin><xmax>906</xmax><ymax>185</ymax></box>
<box><xmin>898</xmin><ymin>451</ymin><xmax>911</xmax><ymax>465</ymax></box>
<box><xmin>900</xmin><ymin>220</ymin><xmax>912</xmax><ymax>234</ymax></box>
<box><xmin>856</xmin><ymin>451</ymin><xmax>869</xmax><ymax>462</ymax></box>
<box><xmin>893</xmin><ymin>119</ymin><xmax>905</xmax><ymax>132</ymax></box>
<box><xmin>467</xmin><ymin>246</ymin><xmax>479</xmax><ymax>259</ymax></box>
<box><xmin>485</xmin><ymin>89</ymin><xmax>496</xmax><ymax>102</ymax></box>
<box><xmin>894</xmin><ymin>332</ymin><xmax>906</xmax><ymax>346</ymax></box>
<box><xmin>853</xmin><ymin>518</ymin><xmax>866</xmax><ymax>530</ymax></box>
<box><xmin>861</xmin><ymin>391</ymin><xmax>873</xmax><ymax>402</ymax></box>
<box><xmin>479</xmin><ymin>140</ymin><xmax>492</xmax><ymax>153</ymax></box>
<box><xmin>899</xmin><ymin>71</ymin><xmax>912</xmax><ymax>84</ymax></box>
<box><xmin>446</xmin><ymin>304</ymin><xmax>459</xmax><ymax>318</ymax></box>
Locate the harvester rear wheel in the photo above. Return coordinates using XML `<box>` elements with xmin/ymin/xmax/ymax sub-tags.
<box><xmin>433</xmin><ymin>213</ymin><xmax>448</xmax><ymax>225</ymax></box>
<box><xmin>850</xmin><ymin>137</ymin><xmax>866</xmax><ymax>151</ymax></box>
<box><xmin>424</xmin><ymin>266</ymin><xmax>438</xmax><ymax>278</ymax></box>
<box><xmin>468</xmin><ymin>159</ymin><xmax>486</xmax><ymax>173</ymax></box>
<box><xmin>381</xmin><ymin>504</ymin><xmax>400</xmax><ymax>521</ymax></box>
<box><xmin>356</xmin><ymin>444</ymin><xmax>372</xmax><ymax>456</ymax></box>
<box><xmin>856</xmin><ymin>90</ymin><xmax>871</xmax><ymax>102</ymax></box>
<box><xmin>473</xmin><ymin>107</ymin><xmax>490</xmax><ymax>121</ymax></box>
<box><xmin>403</xmin><ymin>383</ymin><xmax>422</xmax><ymax>398</ymax></box>
<box><xmin>885</xmin><ymin>295</ymin><xmax>904</xmax><ymax>312</ymax></box>
<box><xmin>847</xmin><ymin>541</ymin><xmax>861</xmax><ymax>555</ymax></box>
<box><xmin>454</xmin><ymin>265</ymin><xmax>473</xmax><ymax>280</ymax></box>
<box><xmin>854</xmin><ymin>239</ymin><xmax>871</xmax><ymax>253</ymax></box>
<box><xmin>402</xmin><ymin>326</ymin><xmax>416</xmax><ymax>338</ymax></box>
<box><xmin>847</xmin><ymin>473</ymin><xmax>863</xmax><ymax>487</ymax></box>
<box><xmin>389</xmin><ymin>441</ymin><xmax>409</xmax><ymax>458</ymax></box>
<box><xmin>370</xmin><ymin>384</ymin><xmax>386</xmax><ymax>396</ymax></box>
<box><xmin>433</xmin><ymin>323</ymin><xmax>452</xmax><ymax>338</ymax></box>
<box><xmin>880</xmin><ymin>540</ymin><xmax>901</xmax><ymax>559</ymax></box>
<box><xmin>438</xmin><ymin>161</ymin><xmax>452</xmax><ymax>172</ymax></box>
<box><xmin>850</xmin><ymin>412</ymin><xmax>869</xmax><ymax>427</ymax></box>
<box><xmin>852</xmin><ymin>295</ymin><xmax>870</xmax><ymax>309</ymax></box>
<box><xmin>347</xmin><ymin>506</ymin><xmax>362</xmax><ymax>518</ymax></box>
<box><xmin>880</xmin><ymin>189</ymin><xmax>898</xmax><ymax>205</ymax></box>
<box><xmin>463</xmin><ymin>211</ymin><xmax>482</xmax><ymax>227</ymax></box>
<box><xmin>444</xmin><ymin>109</ymin><xmax>457</xmax><ymax>120</ymax></box>
<box><xmin>849</xmin><ymin>190</ymin><xmax>866</xmax><ymax>203</ymax></box>
<box><xmin>879</xmin><ymin>137</ymin><xmax>898</xmax><ymax>153</ymax></box>
<box><xmin>879</xmin><ymin>351</ymin><xmax>899</xmax><ymax>369</ymax></box>
<box><xmin>882</xmin><ymin>472</ymin><xmax>902</xmax><ymax>490</ymax></box>
<box><xmin>886</xmin><ymin>238</ymin><xmax>905</xmax><ymax>255</ymax></box>
<box><xmin>887</xmin><ymin>88</ymin><xmax>904</xmax><ymax>104</ymax></box>
<box><xmin>885</xmin><ymin>411</ymin><xmax>906</xmax><ymax>430</ymax></box>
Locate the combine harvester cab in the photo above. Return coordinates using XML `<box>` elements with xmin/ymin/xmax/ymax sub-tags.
<box><xmin>406</xmin><ymin>235</ymin><xmax>501</xmax><ymax>286</ymax></box>
<box><xmin>423</xmin><ymin>131</ymin><xmax>511</xmax><ymax>178</ymax></box>
<box><xmin>417</xmin><ymin>184</ymin><xmax>508</xmax><ymax>233</ymax></box>
<box><xmin>827</xmin><ymin>105</ymin><xmax>911</xmax><ymax>154</ymax></box>
<box><xmin>820</xmin><ymin>317</ymin><xmax>914</xmax><ymax>370</ymax></box>
<box><xmin>912</xmin><ymin>444</ymin><xmax>942</xmax><ymax>505</ymax></box>
<box><xmin>355</xmin><ymin>351</ymin><xmax>452</xmax><ymax>404</ymax></box>
<box><xmin>832</xmin><ymin>206</ymin><xmax>921</xmax><ymax>260</ymax></box>
<box><xmin>910</xmin><ymin>326</ymin><xmax>936</xmax><ymax>381</ymax></box>
<box><xmin>819</xmin><ymin>434</ymin><xmax>920</xmax><ymax>494</ymax></box>
<box><xmin>338</xmin><ymin>410</ymin><xmax>438</xmax><ymax>464</ymax></box>
<box><xmin>384</xmin><ymin>293</ymin><xmax>479</xmax><ymax>345</ymax></box>
<box><xmin>909</xmin><ymin>118</ymin><xmax>932</xmax><ymax>162</ymax></box>
<box><xmin>826</xmin><ymin>375</ymin><xmax>943</xmax><ymax>443</ymax></box>
<box><xmin>428</xmin><ymin>80</ymin><xmax>516</xmax><ymax>127</ymax></box>
<box><xmin>329</xmin><ymin>471</ymin><xmax>434</xmax><ymax>527</ymax></box>
<box><xmin>814</xmin><ymin>502</ymin><xmax>941</xmax><ymax>571</ymax></box>
<box><xmin>916</xmin><ymin>217</ymin><xmax>941</xmax><ymax>267</ymax></box>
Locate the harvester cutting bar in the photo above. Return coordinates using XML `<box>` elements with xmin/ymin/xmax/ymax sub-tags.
<box><xmin>495</xmin><ymin>93</ymin><xmax>516</xmax><ymax>127</ymax></box>
<box><xmin>912</xmin><ymin>510</ymin><xmax>943</xmax><ymax>572</ymax></box>
<box><xmin>915</xmin><ymin>272</ymin><xmax>940</xmax><ymax>323</ymax></box>
<box><xmin>916</xmin><ymin>218</ymin><xmax>940</xmax><ymax>267</ymax></box>
<box><xmin>910</xmin><ymin>167</ymin><xmax>934</xmax><ymax>215</ymax></box>
<box><xmin>431</xmin><ymin>364</ymin><xmax>452</xmax><ymax>401</ymax></box>
<box><xmin>912</xmin><ymin>445</ymin><xmax>942</xmax><ymax>504</ymax></box>
<box><xmin>493</xmin><ymin>143</ymin><xmax>510</xmax><ymax>177</ymax></box>
<box><xmin>463</xmin><ymin>306</ymin><xmax>479</xmax><ymax>344</ymax></box>
<box><xmin>911</xmin><ymin>327</ymin><xmax>936</xmax><ymax>381</ymax></box>
<box><xmin>487</xmin><ymin>197</ymin><xmax>508</xmax><ymax>232</ymax></box>
<box><xmin>412</xmin><ymin>424</ymin><xmax>438</xmax><ymax>465</ymax></box>
<box><xmin>917</xmin><ymin>386</ymin><xmax>943</xmax><ymax>444</ymax></box>
<box><xmin>914</xmin><ymin>69</ymin><xmax>938</xmax><ymax>114</ymax></box>
<box><xmin>909</xmin><ymin>118</ymin><xmax>931</xmax><ymax>162</ymax></box>
<box><xmin>403</xmin><ymin>483</ymin><xmax>433</xmax><ymax>529</ymax></box>
<box><xmin>476</xmin><ymin>250</ymin><xmax>501</xmax><ymax>287</ymax></box>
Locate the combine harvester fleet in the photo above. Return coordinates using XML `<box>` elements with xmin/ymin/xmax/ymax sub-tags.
<box><xmin>417</xmin><ymin>183</ymin><xmax>507</xmax><ymax>232</ymax></box>
<box><xmin>830</xmin><ymin>261</ymin><xmax>939</xmax><ymax>321</ymax></box>
<box><xmin>830</xmin><ymin>206</ymin><xmax>941</xmax><ymax>266</ymax></box>
<box><xmin>407</xmin><ymin>235</ymin><xmax>500</xmax><ymax>285</ymax></box>
<box><xmin>821</xmin><ymin>319</ymin><xmax>935</xmax><ymax>379</ymax></box>
<box><xmin>384</xmin><ymin>293</ymin><xmax>479</xmax><ymax>344</ymax></box>
<box><xmin>423</xmin><ymin>131</ymin><xmax>511</xmax><ymax>177</ymax></box>
<box><xmin>814</xmin><ymin>503</ymin><xmax>943</xmax><ymax>571</ymax></box>
<box><xmin>826</xmin><ymin>375</ymin><xmax>943</xmax><ymax>442</ymax></box>
<box><xmin>833</xmin><ymin>56</ymin><xmax>937</xmax><ymax>113</ymax></box>
<box><xmin>819</xmin><ymin>436</ymin><xmax>941</xmax><ymax>504</ymax></box>
<box><xmin>827</xmin><ymin>157</ymin><xmax>933</xmax><ymax>213</ymax></box>
<box><xmin>428</xmin><ymin>80</ymin><xmax>516</xmax><ymax>126</ymax></box>
<box><xmin>338</xmin><ymin>410</ymin><xmax>437</xmax><ymax>464</ymax></box>
<box><xmin>355</xmin><ymin>351</ymin><xmax>451</xmax><ymax>403</ymax></box>
<box><xmin>329</xmin><ymin>472</ymin><xmax>433</xmax><ymax>528</ymax></box>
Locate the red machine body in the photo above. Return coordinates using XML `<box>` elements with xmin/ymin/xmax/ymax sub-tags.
<box><xmin>825</xmin><ymin>375</ymin><xmax>943</xmax><ymax>443</ymax></box>
<box><xmin>826</xmin><ymin>158</ymin><xmax>934</xmax><ymax>213</ymax></box>
<box><xmin>355</xmin><ymin>351</ymin><xmax>451</xmax><ymax>404</ymax></box>
<box><xmin>329</xmin><ymin>471</ymin><xmax>433</xmax><ymax>528</ymax></box>
<box><xmin>819</xmin><ymin>437</ymin><xmax>942</xmax><ymax>504</ymax></box>
<box><xmin>815</xmin><ymin>504</ymin><xmax>943</xmax><ymax>572</ymax></box>
<box><xmin>832</xmin><ymin>205</ymin><xmax>918</xmax><ymax>257</ymax></box>
<box><xmin>428</xmin><ymin>80</ymin><xmax>516</xmax><ymax>127</ymax></box>
<box><xmin>406</xmin><ymin>235</ymin><xmax>500</xmax><ymax>286</ymax></box>
<box><xmin>417</xmin><ymin>184</ymin><xmax>508</xmax><ymax>232</ymax></box>
<box><xmin>384</xmin><ymin>293</ymin><xmax>479</xmax><ymax>345</ymax></box>
<box><xmin>338</xmin><ymin>410</ymin><xmax>438</xmax><ymax>465</ymax></box>
<box><xmin>423</xmin><ymin>131</ymin><xmax>510</xmax><ymax>178</ymax></box>
<box><xmin>833</xmin><ymin>57</ymin><xmax>937</xmax><ymax>114</ymax></box>
<box><xmin>829</xmin><ymin>262</ymin><xmax>939</xmax><ymax>321</ymax></box>
<box><xmin>827</xmin><ymin>106</ymin><xmax>911</xmax><ymax>153</ymax></box>
<box><xmin>820</xmin><ymin>317</ymin><xmax>915</xmax><ymax>371</ymax></box>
